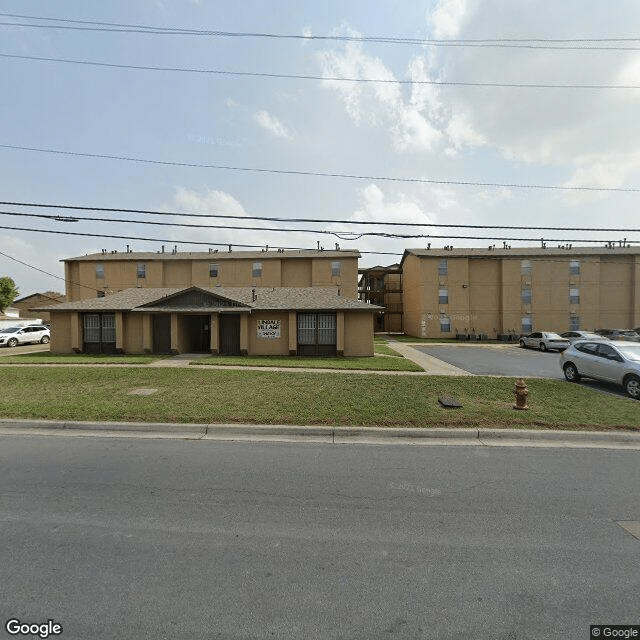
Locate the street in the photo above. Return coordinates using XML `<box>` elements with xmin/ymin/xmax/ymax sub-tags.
<box><xmin>1</xmin><ymin>434</ymin><xmax>639</xmax><ymax>639</ymax></box>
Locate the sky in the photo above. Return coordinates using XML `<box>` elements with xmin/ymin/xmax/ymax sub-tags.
<box><xmin>2</xmin><ymin>0</ymin><xmax>640</xmax><ymax>296</ymax></box>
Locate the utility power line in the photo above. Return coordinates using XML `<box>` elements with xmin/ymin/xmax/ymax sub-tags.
<box><xmin>2</xmin><ymin>143</ymin><xmax>640</xmax><ymax>193</ymax></box>
<box><xmin>0</xmin><ymin>223</ymin><xmax>635</xmax><ymax>246</ymax></box>
<box><xmin>3</xmin><ymin>52</ymin><xmax>640</xmax><ymax>89</ymax></box>
<box><xmin>3</xmin><ymin>200</ymin><xmax>640</xmax><ymax>233</ymax></box>
<box><xmin>1</xmin><ymin>13</ymin><xmax>640</xmax><ymax>51</ymax></box>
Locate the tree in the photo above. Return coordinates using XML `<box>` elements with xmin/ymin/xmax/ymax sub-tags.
<box><xmin>0</xmin><ymin>277</ymin><xmax>19</xmax><ymax>313</ymax></box>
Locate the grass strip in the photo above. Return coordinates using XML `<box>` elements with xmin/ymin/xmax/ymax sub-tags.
<box><xmin>374</xmin><ymin>343</ymin><xmax>404</xmax><ymax>357</ymax></box>
<box><xmin>190</xmin><ymin>354</ymin><xmax>422</xmax><ymax>372</ymax></box>
<box><xmin>0</xmin><ymin>353</ymin><xmax>165</xmax><ymax>365</ymax></box>
<box><xmin>0</xmin><ymin>367</ymin><xmax>637</xmax><ymax>429</ymax></box>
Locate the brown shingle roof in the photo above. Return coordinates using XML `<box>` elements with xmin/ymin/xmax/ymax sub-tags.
<box><xmin>64</xmin><ymin>249</ymin><xmax>360</xmax><ymax>262</ymax></box>
<box><xmin>39</xmin><ymin>286</ymin><xmax>382</xmax><ymax>313</ymax></box>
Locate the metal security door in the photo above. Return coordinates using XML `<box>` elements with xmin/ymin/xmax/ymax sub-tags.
<box><xmin>297</xmin><ymin>313</ymin><xmax>336</xmax><ymax>356</ymax></box>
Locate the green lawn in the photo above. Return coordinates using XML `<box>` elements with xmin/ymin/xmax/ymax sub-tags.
<box><xmin>191</xmin><ymin>354</ymin><xmax>422</xmax><ymax>372</ymax></box>
<box><xmin>373</xmin><ymin>343</ymin><xmax>404</xmax><ymax>357</ymax></box>
<box><xmin>0</xmin><ymin>353</ymin><xmax>166</xmax><ymax>365</ymax></box>
<box><xmin>0</xmin><ymin>367</ymin><xmax>637</xmax><ymax>429</ymax></box>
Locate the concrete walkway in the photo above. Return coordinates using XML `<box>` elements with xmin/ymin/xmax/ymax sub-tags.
<box><xmin>386</xmin><ymin>340</ymin><xmax>472</xmax><ymax>376</ymax></box>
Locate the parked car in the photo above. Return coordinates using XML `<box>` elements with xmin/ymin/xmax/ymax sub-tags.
<box><xmin>594</xmin><ymin>329</ymin><xmax>640</xmax><ymax>342</ymax></box>
<box><xmin>560</xmin><ymin>331</ymin><xmax>606</xmax><ymax>343</ymax></box>
<box><xmin>519</xmin><ymin>332</ymin><xmax>570</xmax><ymax>352</ymax></box>
<box><xmin>0</xmin><ymin>324</ymin><xmax>50</xmax><ymax>347</ymax></box>
<box><xmin>560</xmin><ymin>340</ymin><xmax>640</xmax><ymax>399</ymax></box>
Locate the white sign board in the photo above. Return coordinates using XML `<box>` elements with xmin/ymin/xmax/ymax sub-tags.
<box><xmin>257</xmin><ymin>319</ymin><xmax>281</xmax><ymax>339</ymax></box>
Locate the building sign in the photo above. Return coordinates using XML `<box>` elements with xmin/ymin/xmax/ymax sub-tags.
<box><xmin>257</xmin><ymin>319</ymin><xmax>281</xmax><ymax>339</ymax></box>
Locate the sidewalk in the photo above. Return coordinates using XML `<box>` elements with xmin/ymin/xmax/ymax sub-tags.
<box><xmin>1</xmin><ymin>418</ymin><xmax>639</xmax><ymax>450</ymax></box>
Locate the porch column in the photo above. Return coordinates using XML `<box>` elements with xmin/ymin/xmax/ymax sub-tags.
<box><xmin>170</xmin><ymin>313</ymin><xmax>179</xmax><ymax>354</ymax></box>
<box><xmin>142</xmin><ymin>314</ymin><xmax>152</xmax><ymax>353</ymax></box>
<box><xmin>288</xmin><ymin>311</ymin><xmax>297</xmax><ymax>355</ymax></box>
<box><xmin>336</xmin><ymin>311</ymin><xmax>345</xmax><ymax>356</ymax></box>
<box><xmin>115</xmin><ymin>312</ymin><xmax>125</xmax><ymax>353</ymax></box>
<box><xmin>210</xmin><ymin>313</ymin><xmax>219</xmax><ymax>354</ymax></box>
<box><xmin>70</xmin><ymin>312</ymin><xmax>82</xmax><ymax>353</ymax></box>
<box><xmin>239</xmin><ymin>313</ymin><xmax>249</xmax><ymax>356</ymax></box>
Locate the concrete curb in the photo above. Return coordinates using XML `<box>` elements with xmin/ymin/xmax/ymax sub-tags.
<box><xmin>0</xmin><ymin>419</ymin><xmax>639</xmax><ymax>449</ymax></box>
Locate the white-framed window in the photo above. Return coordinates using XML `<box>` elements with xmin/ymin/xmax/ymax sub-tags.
<box><xmin>438</xmin><ymin>259</ymin><xmax>448</xmax><ymax>276</ymax></box>
<box><xmin>521</xmin><ymin>260</ymin><xmax>532</xmax><ymax>276</ymax></box>
<box><xmin>331</xmin><ymin>261</ymin><xmax>341</xmax><ymax>277</ymax></box>
<box><xmin>440</xmin><ymin>316</ymin><xmax>451</xmax><ymax>333</ymax></box>
<box><xmin>521</xmin><ymin>285</ymin><xmax>532</xmax><ymax>304</ymax></box>
<box><xmin>96</xmin><ymin>263</ymin><xmax>104</xmax><ymax>279</ymax></box>
<box><xmin>209</xmin><ymin>263</ymin><xmax>219</xmax><ymax>278</ymax></box>
<box><xmin>252</xmin><ymin>262</ymin><xmax>262</xmax><ymax>278</ymax></box>
<box><xmin>569</xmin><ymin>287</ymin><xmax>580</xmax><ymax>304</ymax></box>
<box><xmin>438</xmin><ymin>288</ymin><xmax>448</xmax><ymax>304</ymax></box>
<box><xmin>136</xmin><ymin>263</ymin><xmax>146</xmax><ymax>279</ymax></box>
<box><xmin>569</xmin><ymin>259</ymin><xmax>580</xmax><ymax>275</ymax></box>
<box><xmin>569</xmin><ymin>314</ymin><xmax>580</xmax><ymax>331</ymax></box>
<box><xmin>521</xmin><ymin>315</ymin><xmax>533</xmax><ymax>333</ymax></box>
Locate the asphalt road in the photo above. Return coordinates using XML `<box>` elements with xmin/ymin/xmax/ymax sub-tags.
<box><xmin>1</xmin><ymin>435</ymin><xmax>639</xmax><ymax>640</ymax></box>
<box><xmin>414</xmin><ymin>344</ymin><xmax>565</xmax><ymax>378</ymax></box>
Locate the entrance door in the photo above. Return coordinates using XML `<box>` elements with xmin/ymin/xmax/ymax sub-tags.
<box><xmin>219</xmin><ymin>314</ymin><xmax>241</xmax><ymax>355</ymax></box>
<box><xmin>152</xmin><ymin>314</ymin><xmax>172</xmax><ymax>354</ymax></box>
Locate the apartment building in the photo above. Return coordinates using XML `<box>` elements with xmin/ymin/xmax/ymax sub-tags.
<box><xmin>64</xmin><ymin>248</ymin><xmax>360</xmax><ymax>301</ymax></box>
<box><xmin>401</xmin><ymin>246</ymin><xmax>640</xmax><ymax>339</ymax></box>
<box><xmin>44</xmin><ymin>248</ymin><xmax>378</xmax><ymax>356</ymax></box>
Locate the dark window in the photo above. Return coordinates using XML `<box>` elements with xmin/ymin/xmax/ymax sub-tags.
<box><xmin>440</xmin><ymin>317</ymin><xmax>451</xmax><ymax>333</ymax></box>
<box><xmin>252</xmin><ymin>262</ymin><xmax>262</xmax><ymax>278</ymax></box>
<box><xmin>521</xmin><ymin>286</ymin><xmax>532</xmax><ymax>304</ymax></box>
<box><xmin>96</xmin><ymin>263</ymin><xmax>104</xmax><ymax>279</ymax></box>
<box><xmin>438</xmin><ymin>259</ymin><xmax>448</xmax><ymax>276</ymax></box>
<box><xmin>576</xmin><ymin>342</ymin><xmax>599</xmax><ymax>355</ymax></box>
<box><xmin>439</xmin><ymin>288</ymin><xmax>448</xmax><ymax>304</ymax></box>
<box><xmin>569</xmin><ymin>288</ymin><xmax>580</xmax><ymax>304</ymax></box>
<box><xmin>521</xmin><ymin>260</ymin><xmax>532</xmax><ymax>276</ymax></box>
<box><xmin>569</xmin><ymin>260</ymin><xmax>580</xmax><ymax>275</ymax></box>
<box><xmin>331</xmin><ymin>261</ymin><xmax>341</xmax><ymax>277</ymax></box>
<box><xmin>209</xmin><ymin>263</ymin><xmax>219</xmax><ymax>278</ymax></box>
<box><xmin>136</xmin><ymin>263</ymin><xmax>146</xmax><ymax>279</ymax></box>
<box><xmin>569</xmin><ymin>315</ymin><xmax>579</xmax><ymax>330</ymax></box>
<box><xmin>596</xmin><ymin>344</ymin><xmax>621</xmax><ymax>361</ymax></box>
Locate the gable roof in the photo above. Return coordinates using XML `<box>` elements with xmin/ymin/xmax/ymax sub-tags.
<box><xmin>38</xmin><ymin>286</ymin><xmax>382</xmax><ymax>313</ymax></box>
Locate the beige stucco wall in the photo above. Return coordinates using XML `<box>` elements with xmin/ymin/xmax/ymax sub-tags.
<box><xmin>344</xmin><ymin>312</ymin><xmax>374</xmax><ymax>356</ymax></box>
<box><xmin>281</xmin><ymin>259</ymin><xmax>312</xmax><ymax>287</ymax></box>
<box><xmin>49</xmin><ymin>313</ymin><xmax>74</xmax><ymax>353</ymax></box>
<box><xmin>248</xmin><ymin>312</ymin><xmax>290</xmax><ymax>355</ymax></box>
<box><xmin>124</xmin><ymin>313</ymin><xmax>145</xmax><ymax>353</ymax></box>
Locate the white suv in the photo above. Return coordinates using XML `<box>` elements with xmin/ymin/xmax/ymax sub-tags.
<box><xmin>0</xmin><ymin>325</ymin><xmax>50</xmax><ymax>347</ymax></box>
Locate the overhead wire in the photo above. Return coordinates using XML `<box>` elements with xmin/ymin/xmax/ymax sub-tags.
<box><xmin>2</xmin><ymin>52</ymin><xmax>640</xmax><ymax>89</ymax></box>
<box><xmin>2</xmin><ymin>144</ymin><xmax>640</xmax><ymax>193</ymax></box>
<box><xmin>1</xmin><ymin>13</ymin><xmax>640</xmax><ymax>50</ymax></box>
<box><xmin>3</xmin><ymin>199</ymin><xmax>640</xmax><ymax>232</ymax></box>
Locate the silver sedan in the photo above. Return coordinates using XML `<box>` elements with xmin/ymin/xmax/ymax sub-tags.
<box><xmin>519</xmin><ymin>332</ymin><xmax>570</xmax><ymax>352</ymax></box>
<box><xmin>560</xmin><ymin>340</ymin><xmax>640</xmax><ymax>399</ymax></box>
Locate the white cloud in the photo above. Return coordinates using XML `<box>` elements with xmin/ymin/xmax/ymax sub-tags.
<box><xmin>429</xmin><ymin>0</ymin><xmax>472</xmax><ymax>39</ymax></box>
<box><xmin>253</xmin><ymin>110</ymin><xmax>293</xmax><ymax>140</ymax></box>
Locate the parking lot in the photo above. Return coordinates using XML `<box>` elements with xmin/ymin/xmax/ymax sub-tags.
<box><xmin>0</xmin><ymin>343</ymin><xmax>49</xmax><ymax>356</ymax></box>
<box><xmin>414</xmin><ymin>343</ymin><xmax>629</xmax><ymax>398</ymax></box>
<box><xmin>414</xmin><ymin>344</ymin><xmax>564</xmax><ymax>379</ymax></box>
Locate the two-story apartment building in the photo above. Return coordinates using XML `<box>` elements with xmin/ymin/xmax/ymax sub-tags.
<box><xmin>44</xmin><ymin>248</ymin><xmax>379</xmax><ymax>356</ymax></box>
